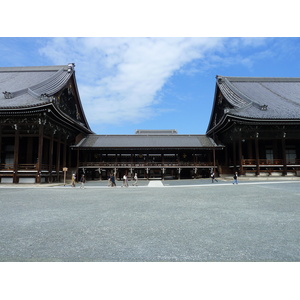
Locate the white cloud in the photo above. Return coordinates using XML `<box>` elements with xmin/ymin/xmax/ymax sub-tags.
<box><xmin>39</xmin><ymin>37</ymin><xmax>225</xmax><ymax>132</ymax></box>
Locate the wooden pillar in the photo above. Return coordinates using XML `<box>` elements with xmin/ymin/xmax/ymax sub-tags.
<box><xmin>213</xmin><ymin>147</ymin><xmax>216</xmax><ymax>173</ymax></box>
<box><xmin>49</xmin><ymin>134</ymin><xmax>54</xmax><ymax>183</ymax></box>
<box><xmin>233</xmin><ymin>140</ymin><xmax>237</xmax><ymax>171</ymax></box>
<box><xmin>36</xmin><ymin>125</ymin><xmax>44</xmax><ymax>183</ymax></box>
<box><xmin>255</xmin><ymin>133</ymin><xmax>260</xmax><ymax>176</ymax></box>
<box><xmin>13</xmin><ymin>126</ymin><xmax>19</xmax><ymax>184</ymax></box>
<box><xmin>282</xmin><ymin>135</ymin><xmax>287</xmax><ymax>176</ymax></box>
<box><xmin>56</xmin><ymin>138</ymin><xmax>61</xmax><ymax>182</ymax></box>
<box><xmin>239</xmin><ymin>139</ymin><xmax>244</xmax><ymax>175</ymax></box>
<box><xmin>63</xmin><ymin>140</ymin><xmax>67</xmax><ymax>169</ymax></box>
<box><xmin>76</xmin><ymin>148</ymin><xmax>80</xmax><ymax>179</ymax></box>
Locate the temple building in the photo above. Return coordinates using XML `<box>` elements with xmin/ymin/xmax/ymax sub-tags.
<box><xmin>1</xmin><ymin>64</ymin><xmax>300</xmax><ymax>183</ymax></box>
<box><xmin>0</xmin><ymin>64</ymin><xmax>92</xmax><ymax>183</ymax></box>
<box><xmin>207</xmin><ymin>76</ymin><xmax>300</xmax><ymax>177</ymax></box>
<box><xmin>72</xmin><ymin>130</ymin><xmax>223</xmax><ymax>181</ymax></box>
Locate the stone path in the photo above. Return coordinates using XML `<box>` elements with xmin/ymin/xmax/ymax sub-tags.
<box><xmin>147</xmin><ymin>180</ymin><xmax>164</xmax><ymax>187</ymax></box>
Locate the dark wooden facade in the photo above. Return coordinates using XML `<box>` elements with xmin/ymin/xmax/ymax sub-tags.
<box><xmin>72</xmin><ymin>131</ymin><xmax>223</xmax><ymax>180</ymax></box>
<box><xmin>207</xmin><ymin>76</ymin><xmax>300</xmax><ymax>177</ymax></box>
<box><xmin>0</xmin><ymin>64</ymin><xmax>92</xmax><ymax>183</ymax></box>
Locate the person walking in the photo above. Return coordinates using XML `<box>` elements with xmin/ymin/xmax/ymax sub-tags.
<box><xmin>122</xmin><ymin>174</ymin><xmax>128</xmax><ymax>187</ymax></box>
<box><xmin>233</xmin><ymin>172</ymin><xmax>238</xmax><ymax>184</ymax></box>
<box><xmin>80</xmin><ymin>174</ymin><xmax>86</xmax><ymax>189</ymax></box>
<box><xmin>107</xmin><ymin>174</ymin><xmax>112</xmax><ymax>187</ymax></box>
<box><xmin>211</xmin><ymin>171</ymin><xmax>218</xmax><ymax>183</ymax></box>
<box><xmin>132</xmin><ymin>173</ymin><xmax>138</xmax><ymax>186</ymax></box>
<box><xmin>111</xmin><ymin>174</ymin><xmax>116</xmax><ymax>187</ymax></box>
<box><xmin>71</xmin><ymin>173</ymin><xmax>76</xmax><ymax>187</ymax></box>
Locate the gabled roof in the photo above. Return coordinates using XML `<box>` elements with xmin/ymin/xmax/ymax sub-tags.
<box><xmin>73</xmin><ymin>134</ymin><xmax>222</xmax><ymax>149</ymax></box>
<box><xmin>0</xmin><ymin>64</ymin><xmax>92</xmax><ymax>133</ymax></box>
<box><xmin>0</xmin><ymin>65</ymin><xmax>72</xmax><ymax>107</ymax></box>
<box><xmin>218</xmin><ymin>76</ymin><xmax>300</xmax><ymax>119</ymax></box>
<box><xmin>207</xmin><ymin>76</ymin><xmax>300</xmax><ymax>133</ymax></box>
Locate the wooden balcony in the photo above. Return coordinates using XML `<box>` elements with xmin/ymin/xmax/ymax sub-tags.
<box><xmin>0</xmin><ymin>163</ymin><xmax>14</xmax><ymax>170</ymax></box>
<box><xmin>0</xmin><ymin>164</ymin><xmax>56</xmax><ymax>172</ymax></box>
<box><xmin>241</xmin><ymin>159</ymin><xmax>300</xmax><ymax>166</ymax></box>
<box><xmin>79</xmin><ymin>161</ymin><xmax>215</xmax><ymax>168</ymax></box>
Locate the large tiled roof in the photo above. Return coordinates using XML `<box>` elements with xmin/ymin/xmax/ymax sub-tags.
<box><xmin>0</xmin><ymin>64</ymin><xmax>92</xmax><ymax>133</ymax></box>
<box><xmin>217</xmin><ymin>76</ymin><xmax>300</xmax><ymax>119</ymax></box>
<box><xmin>74</xmin><ymin>134</ymin><xmax>221</xmax><ymax>149</ymax></box>
<box><xmin>0</xmin><ymin>64</ymin><xmax>74</xmax><ymax>109</ymax></box>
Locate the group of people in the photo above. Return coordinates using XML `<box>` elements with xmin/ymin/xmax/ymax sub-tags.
<box><xmin>71</xmin><ymin>171</ymin><xmax>239</xmax><ymax>187</ymax></box>
<box><xmin>71</xmin><ymin>172</ymin><xmax>139</xmax><ymax>188</ymax></box>
<box><xmin>211</xmin><ymin>171</ymin><xmax>238</xmax><ymax>184</ymax></box>
<box><xmin>107</xmin><ymin>173</ymin><xmax>138</xmax><ymax>187</ymax></box>
<box><xmin>71</xmin><ymin>173</ymin><xmax>86</xmax><ymax>189</ymax></box>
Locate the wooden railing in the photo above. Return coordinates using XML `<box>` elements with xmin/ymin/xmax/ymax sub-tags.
<box><xmin>242</xmin><ymin>159</ymin><xmax>300</xmax><ymax>165</ymax></box>
<box><xmin>0</xmin><ymin>164</ymin><xmax>54</xmax><ymax>171</ymax></box>
<box><xmin>0</xmin><ymin>163</ymin><xmax>14</xmax><ymax>170</ymax></box>
<box><xmin>18</xmin><ymin>164</ymin><xmax>37</xmax><ymax>170</ymax></box>
<box><xmin>79</xmin><ymin>161</ymin><xmax>215</xmax><ymax>167</ymax></box>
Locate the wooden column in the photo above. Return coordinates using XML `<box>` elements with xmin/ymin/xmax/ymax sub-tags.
<box><xmin>233</xmin><ymin>140</ymin><xmax>237</xmax><ymax>171</ymax></box>
<box><xmin>13</xmin><ymin>126</ymin><xmax>19</xmax><ymax>184</ymax></box>
<box><xmin>36</xmin><ymin>125</ymin><xmax>44</xmax><ymax>183</ymax></box>
<box><xmin>56</xmin><ymin>138</ymin><xmax>61</xmax><ymax>182</ymax></box>
<box><xmin>213</xmin><ymin>147</ymin><xmax>216</xmax><ymax>173</ymax></box>
<box><xmin>282</xmin><ymin>135</ymin><xmax>287</xmax><ymax>176</ymax></box>
<box><xmin>239</xmin><ymin>139</ymin><xmax>244</xmax><ymax>175</ymax></box>
<box><xmin>48</xmin><ymin>134</ymin><xmax>54</xmax><ymax>183</ymax></box>
<box><xmin>255</xmin><ymin>133</ymin><xmax>260</xmax><ymax>176</ymax></box>
<box><xmin>76</xmin><ymin>148</ymin><xmax>80</xmax><ymax>179</ymax></box>
<box><xmin>63</xmin><ymin>140</ymin><xmax>67</xmax><ymax>169</ymax></box>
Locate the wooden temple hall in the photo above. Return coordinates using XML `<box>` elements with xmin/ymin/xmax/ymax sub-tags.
<box><xmin>1</xmin><ymin>64</ymin><xmax>300</xmax><ymax>183</ymax></box>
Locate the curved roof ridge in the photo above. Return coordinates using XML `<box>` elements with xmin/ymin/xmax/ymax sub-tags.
<box><xmin>29</xmin><ymin>67</ymin><xmax>72</xmax><ymax>96</ymax></box>
<box><xmin>30</xmin><ymin>68</ymin><xmax>64</xmax><ymax>90</ymax></box>
<box><xmin>217</xmin><ymin>77</ymin><xmax>249</xmax><ymax>108</ymax></box>
<box><xmin>5</xmin><ymin>66</ymin><xmax>73</xmax><ymax>100</ymax></box>
<box><xmin>223</xmin><ymin>78</ymin><xmax>254</xmax><ymax>102</ymax></box>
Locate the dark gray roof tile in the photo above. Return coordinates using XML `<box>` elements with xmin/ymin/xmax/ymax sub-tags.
<box><xmin>0</xmin><ymin>65</ymin><xmax>73</xmax><ymax>109</ymax></box>
<box><xmin>217</xmin><ymin>76</ymin><xmax>300</xmax><ymax>120</ymax></box>
<box><xmin>74</xmin><ymin>134</ymin><xmax>222</xmax><ymax>149</ymax></box>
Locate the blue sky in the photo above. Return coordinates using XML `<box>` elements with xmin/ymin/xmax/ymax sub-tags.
<box><xmin>1</xmin><ymin>37</ymin><xmax>300</xmax><ymax>135</ymax></box>
<box><xmin>1</xmin><ymin>0</ymin><xmax>299</xmax><ymax>137</ymax></box>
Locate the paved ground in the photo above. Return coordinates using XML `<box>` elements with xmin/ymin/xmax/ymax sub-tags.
<box><xmin>1</xmin><ymin>178</ymin><xmax>300</xmax><ymax>261</ymax></box>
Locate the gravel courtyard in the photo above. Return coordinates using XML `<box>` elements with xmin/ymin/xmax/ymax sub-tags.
<box><xmin>1</xmin><ymin>180</ymin><xmax>300</xmax><ymax>262</ymax></box>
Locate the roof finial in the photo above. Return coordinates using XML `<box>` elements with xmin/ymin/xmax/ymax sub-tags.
<box><xmin>68</xmin><ymin>63</ymin><xmax>75</xmax><ymax>73</ymax></box>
